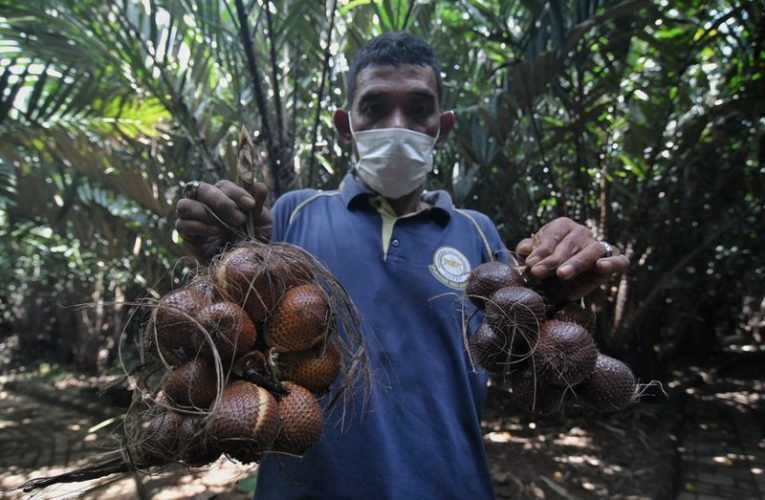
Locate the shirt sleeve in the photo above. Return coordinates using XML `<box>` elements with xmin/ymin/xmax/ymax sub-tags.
<box><xmin>461</xmin><ymin>209</ymin><xmax>514</xmax><ymax>265</ymax></box>
<box><xmin>484</xmin><ymin>219</ymin><xmax>513</xmax><ymax>264</ymax></box>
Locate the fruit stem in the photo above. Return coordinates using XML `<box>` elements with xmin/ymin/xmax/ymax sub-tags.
<box><xmin>241</xmin><ymin>369</ymin><xmax>288</xmax><ymax>396</ymax></box>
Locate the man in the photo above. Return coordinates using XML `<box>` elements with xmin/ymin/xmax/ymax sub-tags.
<box><xmin>176</xmin><ymin>32</ymin><xmax>628</xmax><ymax>499</ymax></box>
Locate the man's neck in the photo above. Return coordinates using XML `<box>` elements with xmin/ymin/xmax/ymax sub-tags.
<box><xmin>385</xmin><ymin>189</ymin><xmax>427</xmax><ymax>216</ymax></box>
<box><xmin>352</xmin><ymin>172</ymin><xmax>429</xmax><ymax>216</ymax></box>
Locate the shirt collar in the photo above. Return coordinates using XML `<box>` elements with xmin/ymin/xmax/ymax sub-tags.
<box><xmin>339</xmin><ymin>173</ymin><xmax>452</xmax><ymax>225</ymax></box>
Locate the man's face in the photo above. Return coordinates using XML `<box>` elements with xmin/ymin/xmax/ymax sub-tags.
<box><xmin>350</xmin><ymin>64</ymin><xmax>441</xmax><ymax>137</ymax></box>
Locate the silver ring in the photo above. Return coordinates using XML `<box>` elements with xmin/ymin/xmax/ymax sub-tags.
<box><xmin>600</xmin><ymin>241</ymin><xmax>620</xmax><ymax>258</ymax></box>
<box><xmin>182</xmin><ymin>180</ymin><xmax>200</xmax><ymax>200</ymax></box>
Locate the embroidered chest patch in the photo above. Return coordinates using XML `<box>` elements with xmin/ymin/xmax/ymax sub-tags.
<box><xmin>429</xmin><ymin>246</ymin><xmax>471</xmax><ymax>289</ymax></box>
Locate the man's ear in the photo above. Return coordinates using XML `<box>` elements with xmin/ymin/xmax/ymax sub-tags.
<box><xmin>333</xmin><ymin>109</ymin><xmax>352</xmax><ymax>142</ymax></box>
<box><xmin>435</xmin><ymin>110</ymin><xmax>455</xmax><ymax>149</ymax></box>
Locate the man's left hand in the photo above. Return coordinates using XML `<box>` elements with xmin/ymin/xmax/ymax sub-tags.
<box><xmin>515</xmin><ymin>217</ymin><xmax>629</xmax><ymax>300</ymax></box>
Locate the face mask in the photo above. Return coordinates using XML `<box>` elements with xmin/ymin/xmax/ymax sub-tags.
<box><xmin>350</xmin><ymin>117</ymin><xmax>439</xmax><ymax>199</ymax></box>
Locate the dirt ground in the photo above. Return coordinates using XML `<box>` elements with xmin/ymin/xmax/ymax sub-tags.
<box><xmin>482</xmin><ymin>385</ymin><xmax>678</xmax><ymax>499</ymax></box>
<box><xmin>480</xmin><ymin>354</ymin><xmax>765</xmax><ymax>499</ymax></box>
<box><xmin>2</xmin><ymin>349</ymin><xmax>763</xmax><ymax>499</ymax></box>
<box><xmin>1</xmin><ymin>373</ymin><xmax>677</xmax><ymax>500</ymax></box>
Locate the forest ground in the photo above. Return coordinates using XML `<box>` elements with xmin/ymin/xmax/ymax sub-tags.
<box><xmin>1</xmin><ymin>340</ymin><xmax>762</xmax><ymax>499</ymax></box>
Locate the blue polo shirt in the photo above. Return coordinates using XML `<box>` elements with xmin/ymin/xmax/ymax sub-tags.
<box><xmin>255</xmin><ymin>174</ymin><xmax>508</xmax><ymax>500</ymax></box>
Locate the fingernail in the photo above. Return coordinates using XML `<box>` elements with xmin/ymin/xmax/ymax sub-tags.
<box><xmin>516</xmin><ymin>241</ymin><xmax>531</xmax><ymax>252</ymax></box>
<box><xmin>530</xmin><ymin>264</ymin><xmax>548</xmax><ymax>278</ymax></box>
<box><xmin>558</xmin><ymin>264</ymin><xmax>574</xmax><ymax>279</ymax></box>
<box><xmin>525</xmin><ymin>256</ymin><xmax>540</xmax><ymax>267</ymax></box>
<box><xmin>596</xmin><ymin>260</ymin><xmax>611</xmax><ymax>272</ymax></box>
<box><xmin>240</xmin><ymin>196</ymin><xmax>255</xmax><ymax>209</ymax></box>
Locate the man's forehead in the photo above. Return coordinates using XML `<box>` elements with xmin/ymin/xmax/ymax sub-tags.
<box><xmin>353</xmin><ymin>64</ymin><xmax>438</xmax><ymax>102</ymax></box>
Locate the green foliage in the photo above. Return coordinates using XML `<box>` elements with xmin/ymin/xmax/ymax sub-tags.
<box><xmin>0</xmin><ymin>0</ymin><xmax>762</xmax><ymax>373</ymax></box>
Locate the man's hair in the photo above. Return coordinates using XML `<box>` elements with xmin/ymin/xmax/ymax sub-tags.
<box><xmin>346</xmin><ymin>32</ymin><xmax>442</xmax><ymax>106</ymax></box>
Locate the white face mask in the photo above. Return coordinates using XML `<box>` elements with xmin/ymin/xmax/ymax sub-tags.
<box><xmin>350</xmin><ymin>117</ymin><xmax>439</xmax><ymax>199</ymax></box>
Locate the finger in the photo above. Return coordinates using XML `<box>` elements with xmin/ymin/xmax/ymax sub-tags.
<box><xmin>561</xmin><ymin>256</ymin><xmax>630</xmax><ymax>300</ymax></box>
<box><xmin>555</xmin><ymin>240</ymin><xmax>608</xmax><ymax>280</ymax></box>
<box><xmin>594</xmin><ymin>255</ymin><xmax>630</xmax><ymax>275</ymax></box>
<box><xmin>524</xmin><ymin>228</ymin><xmax>567</xmax><ymax>267</ymax></box>
<box><xmin>175</xmin><ymin>218</ymin><xmax>223</xmax><ymax>237</ymax></box>
<box><xmin>215</xmin><ymin>180</ymin><xmax>257</xmax><ymax>212</ymax></box>
<box><xmin>529</xmin><ymin>232</ymin><xmax>585</xmax><ymax>279</ymax></box>
<box><xmin>196</xmin><ymin>182</ymin><xmax>247</xmax><ymax>227</ymax></box>
<box><xmin>176</xmin><ymin>198</ymin><xmax>221</xmax><ymax>226</ymax></box>
<box><xmin>250</xmin><ymin>181</ymin><xmax>269</xmax><ymax>217</ymax></box>
<box><xmin>515</xmin><ymin>238</ymin><xmax>534</xmax><ymax>259</ymax></box>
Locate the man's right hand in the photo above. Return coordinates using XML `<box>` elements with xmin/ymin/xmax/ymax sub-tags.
<box><xmin>175</xmin><ymin>180</ymin><xmax>272</xmax><ymax>261</ymax></box>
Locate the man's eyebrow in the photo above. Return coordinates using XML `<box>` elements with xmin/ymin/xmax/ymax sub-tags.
<box><xmin>357</xmin><ymin>88</ymin><xmax>437</xmax><ymax>104</ymax></box>
<box><xmin>357</xmin><ymin>90</ymin><xmax>386</xmax><ymax>103</ymax></box>
<box><xmin>408</xmin><ymin>89</ymin><xmax>437</xmax><ymax>101</ymax></box>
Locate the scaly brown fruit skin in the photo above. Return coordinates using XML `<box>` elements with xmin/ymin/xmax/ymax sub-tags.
<box><xmin>533</xmin><ymin>320</ymin><xmax>599</xmax><ymax>388</ymax></box>
<box><xmin>272</xmin><ymin>382</ymin><xmax>324</xmax><ymax>456</ymax></box>
<box><xmin>214</xmin><ymin>245</ymin><xmax>310</xmax><ymax>323</ymax></box>
<box><xmin>186</xmin><ymin>276</ymin><xmax>222</xmax><ymax>302</ymax></box>
<box><xmin>510</xmin><ymin>369</ymin><xmax>569</xmax><ymax>415</ymax></box>
<box><xmin>153</xmin><ymin>287</ymin><xmax>210</xmax><ymax>366</ymax></box>
<box><xmin>215</xmin><ymin>246</ymin><xmax>279</xmax><ymax>323</ymax></box>
<box><xmin>485</xmin><ymin>286</ymin><xmax>545</xmax><ymax>357</ymax></box>
<box><xmin>468</xmin><ymin>322</ymin><xmax>515</xmax><ymax>376</ymax></box>
<box><xmin>574</xmin><ymin>353</ymin><xmax>637</xmax><ymax>412</ymax></box>
<box><xmin>265</xmin><ymin>284</ymin><xmax>330</xmax><ymax>352</ymax></box>
<box><xmin>162</xmin><ymin>358</ymin><xmax>219</xmax><ymax>410</ymax></box>
<box><xmin>128</xmin><ymin>411</ymin><xmax>184</xmax><ymax>468</ymax></box>
<box><xmin>272</xmin><ymin>341</ymin><xmax>341</xmax><ymax>393</ymax></box>
<box><xmin>178</xmin><ymin>416</ymin><xmax>222</xmax><ymax>466</ymax></box>
<box><xmin>552</xmin><ymin>302</ymin><xmax>594</xmax><ymax>330</ymax></box>
<box><xmin>486</xmin><ymin>286</ymin><xmax>546</xmax><ymax>332</ymax></box>
<box><xmin>528</xmin><ymin>276</ymin><xmax>578</xmax><ymax>310</ymax></box>
<box><xmin>465</xmin><ymin>262</ymin><xmax>525</xmax><ymax>309</ymax></box>
<box><xmin>197</xmin><ymin>301</ymin><xmax>257</xmax><ymax>366</ymax></box>
<box><xmin>209</xmin><ymin>380</ymin><xmax>279</xmax><ymax>463</ymax></box>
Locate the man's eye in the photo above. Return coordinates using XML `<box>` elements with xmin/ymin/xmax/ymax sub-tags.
<box><xmin>362</xmin><ymin>104</ymin><xmax>381</xmax><ymax>115</ymax></box>
<box><xmin>411</xmin><ymin>105</ymin><xmax>431</xmax><ymax>118</ymax></box>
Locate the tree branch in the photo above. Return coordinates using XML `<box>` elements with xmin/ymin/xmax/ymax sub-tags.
<box><xmin>265</xmin><ymin>0</ymin><xmax>284</xmax><ymax>142</ymax></box>
<box><xmin>307</xmin><ymin>0</ymin><xmax>338</xmax><ymax>186</ymax></box>
<box><xmin>289</xmin><ymin>42</ymin><xmax>300</xmax><ymax>164</ymax></box>
<box><xmin>619</xmin><ymin>219</ymin><xmax>734</xmax><ymax>337</ymax></box>
<box><xmin>234</xmin><ymin>0</ymin><xmax>281</xmax><ymax>193</ymax></box>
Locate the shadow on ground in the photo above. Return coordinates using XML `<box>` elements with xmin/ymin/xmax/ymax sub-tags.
<box><xmin>1</xmin><ymin>353</ymin><xmax>762</xmax><ymax>499</ymax></box>
<box><xmin>482</xmin><ymin>353</ymin><xmax>764</xmax><ymax>499</ymax></box>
